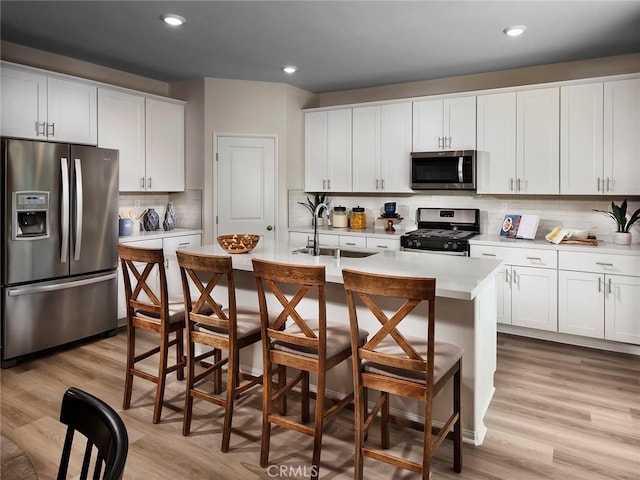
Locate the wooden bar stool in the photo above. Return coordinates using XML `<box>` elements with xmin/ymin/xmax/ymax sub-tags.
<box><xmin>117</xmin><ymin>243</ymin><xmax>186</xmax><ymax>424</ymax></box>
<box><xmin>177</xmin><ymin>251</ymin><xmax>263</xmax><ymax>452</ymax></box>
<box><xmin>342</xmin><ymin>269</ymin><xmax>463</xmax><ymax>480</ymax></box>
<box><xmin>252</xmin><ymin>259</ymin><xmax>368</xmax><ymax>480</ymax></box>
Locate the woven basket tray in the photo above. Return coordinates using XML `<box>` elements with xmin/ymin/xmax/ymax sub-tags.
<box><xmin>217</xmin><ymin>234</ymin><xmax>260</xmax><ymax>254</ymax></box>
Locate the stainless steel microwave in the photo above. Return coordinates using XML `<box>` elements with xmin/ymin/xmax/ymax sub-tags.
<box><xmin>411</xmin><ymin>150</ymin><xmax>477</xmax><ymax>190</ymax></box>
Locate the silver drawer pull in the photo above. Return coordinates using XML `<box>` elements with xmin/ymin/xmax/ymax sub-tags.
<box><xmin>178</xmin><ymin>242</ymin><xmax>190</xmax><ymax>248</ymax></box>
<box><xmin>376</xmin><ymin>245</ymin><xmax>388</xmax><ymax>249</ymax></box>
<box><xmin>526</xmin><ymin>256</ymin><xmax>542</xmax><ymax>261</ymax></box>
<box><xmin>596</xmin><ymin>262</ymin><xmax>614</xmax><ymax>267</ymax></box>
<box><xmin>482</xmin><ymin>253</ymin><xmax>497</xmax><ymax>257</ymax></box>
<box><xmin>344</xmin><ymin>242</ymin><xmax>356</xmax><ymax>246</ymax></box>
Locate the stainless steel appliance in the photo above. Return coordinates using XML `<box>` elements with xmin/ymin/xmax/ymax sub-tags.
<box><xmin>411</xmin><ymin>150</ymin><xmax>476</xmax><ymax>190</ymax></box>
<box><xmin>1</xmin><ymin>138</ymin><xmax>119</xmax><ymax>367</ymax></box>
<box><xmin>400</xmin><ymin>208</ymin><xmax>480</xmax><ymax>255</ymax></box>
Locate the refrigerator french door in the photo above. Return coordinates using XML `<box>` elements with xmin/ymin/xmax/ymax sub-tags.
<box><xmin>1</xmin><ymin>138</ymin><xmax>119</xmax><ymax>367</ymax></box>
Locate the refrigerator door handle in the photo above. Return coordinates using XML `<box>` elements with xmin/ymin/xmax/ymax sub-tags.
<box><xmin>60</xmin><ymin>157</ymin><xmax>70</xmax><ymax>263</ymax></box>
<box><xmin>7</xmin><ymin>272</ymin><xmax>117</xmax><ymax>296</ymax></box>
<box><xmin>74</xmin><ymin>158</ymin><xmax>83</xmax><ymax>261</ymax></box>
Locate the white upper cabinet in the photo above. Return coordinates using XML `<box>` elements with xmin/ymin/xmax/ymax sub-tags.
<box><xmin>603</xmin><ymin>78</ymin><xmax>640</xmax><ymax>195</ymax></box>
<box><xmin>145</xmin><ymin>98</ymin><xmax>185</xmax><ymax>192</ymax></box>
<box><xmin>98</xmin><ymin>90</ymin><xmax>185</xmax><ymax>192</ymax></box>
<box><xmin>1</xmin><ymin>65</ymin><xmax>97</xmax><ymax>145</ymax></box>
<box><xmin>305</xmin><ymin>109</ymin><xmax>352</xmax><ymax>192</ymax></box>
<box><xmin>476</xmin><ymin>92</ymin><xmax>517</xmax><ymax>194</ymax></box>
<box><xmin>98</xmin><ymin>88</ymin><xmax>146</xmax><ymax>191</ymax></box>
<box><xmin>560</xmin><ymin>83</ymin><xmax>604</xmax><ymax>194</ymax></box>
<box><xmin>352</xmin><ymin>102</ymin><xmax>412</xmax><ymax>193</ymax></box>
<box><xmin>413</xmin><ymin>96</ymin><xmax>476</xmax><ymax>151</ymax></box>
<box><xmin>516</xmin><ymin>87</ymin><xmax>560</xmax><ymax>194</ymax></box>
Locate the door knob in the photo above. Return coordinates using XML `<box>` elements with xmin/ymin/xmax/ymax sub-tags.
<box><xmin>266</xmin><ymin>225</ymin><xmax>273</xmax><ymax>231</ymax></box>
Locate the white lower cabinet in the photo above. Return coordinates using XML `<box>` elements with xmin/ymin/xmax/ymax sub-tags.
<box><xmin>470</xmin><ymin>245</ymin><xmax>558</xmax><ymax>331</ymax></box>
<box><xmin>366</xmin><ymin>237</ymin><xmax>400</xmax><ymax>251</ymax></box>
<box><xmin>289</xmin><ymin>231</ymin><xmax>399</xmax><ymax>251</ymax></box>
<box><xmin>558</xmin><ymin>251</ymin><xmax>640</xmax><ymax>344</ymax></box>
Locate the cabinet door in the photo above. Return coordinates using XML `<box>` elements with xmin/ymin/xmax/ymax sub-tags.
<box><xmin>511</xmin><ymin>266</ymin><xmax>557</xmax><ymax>331</ymax></box>
<box><xmin>558</xmin><ymin>270</ymin><xmax>604</xmax><ymax>338</ymax></box>
<box><xmin>289</xmin><ymin>231</ymin><xmax>311</xmax><ymax>246</ymax></box>
<box><xmin>326</xmin><ymin>109</ymin><xmax>352</xmax><ymax>192</ymax></box>
<box><xmin>412</xmin><ymin>99</ymin><xmax>443</xmax><ymax>151</ymax></box>
<box><xmin>605</xmin><ymin>274</ymin><xmax>640</xmax><ymax>344</ymax></box>
<box><xmin>604</xmin><ymin>78</ymin><xmax>640</xmax><ymax>195</ymax></box>
<box><xmin>1</xmin><ymin>67</ymin><xmax>47</xmax><ymax>139</ymax></box>
<box><xmin>47</xmin><ymin>77</ymin><xmax>97</xmax><ymax>145</ymax></box>
<box><xmin>444</xmin><ymin>96</ymin><xmax>476</xmax><ymax>150</ymax></box>
<box><xmin>516</xmin><ymin>88</ymin><xmax>560</xmax><ymax>194</ymax></box>
<box><xmin>560</xmin><ymin>83</ymin><xmax>604</xmax><ymax>194</ymax></box>
<box><xmin>366</xmin><ymin>236</ymin><xmax>400</xmax><ymax>251</ymax></box>
<box><xmin>163</xmin><ymin>234</ymin><xmax>202</xmax><ymax>298</ymax></box>
<box><xmin>305</xmin><ymin>111</ymin><xmax>328</xmax><ymax>192</ymax></box>
<box><xmin>98</xmin><ymin>88</ymin><xmax>146</xmax><ymax>191</ymax></box>
<box><xmin>145</xmin><ymin>99</ymin><xmax>185</xmax><ymax>192</ymax></box>
<box><xmin>476</xmin><ymin>92</ymin><xmax>517</xmax><ymax>194</ymax></box>
<box><xmin>352</xmin><ymin>106</ymin><xmax>381</xmax><ymax>192</ymax></box>
<box><xmin>380</xmin><ymin>102</ymin><xmax>413</xmax><ymax>192</ymax></box>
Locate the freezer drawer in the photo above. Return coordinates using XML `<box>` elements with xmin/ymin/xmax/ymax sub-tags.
<box><xmin>2</xmin><ymin>271</ymin><xmax>117</xmax><ymax>363</ymax></box>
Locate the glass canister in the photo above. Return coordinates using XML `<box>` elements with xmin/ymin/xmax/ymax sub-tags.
<box><xmin>349</xmin><ymin>206</ymin><xmax>367</xmax><ymax>229</ymax></box>
<box><xmin>332</xmin><ymin>206</ymin><xmax>348</xmax><ymax>228</ymax></box>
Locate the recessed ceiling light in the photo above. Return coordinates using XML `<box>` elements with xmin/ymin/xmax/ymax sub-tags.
<box><xmin>282</xmin><ymin>66</ymin><xmax>298</xmax><ymax>74</ymax></box>
<box><xmin>162</xmin><ymin>14</ymin><xmax>186</xmax><ymax>26</ymax></box>
<box><xmin>503</xmin><ymin>25</ymin><xmax>526</xmax><ymax>37</ymax></box>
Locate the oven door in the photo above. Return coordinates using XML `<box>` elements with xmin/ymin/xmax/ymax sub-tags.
<box><xmin>411</xmin><ymin>150</ymin><xmax>476</xmax><ymax>190</ymax></box>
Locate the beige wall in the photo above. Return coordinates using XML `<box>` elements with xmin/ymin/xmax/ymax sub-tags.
<box><xmin>316</xmin><ymin>53</ymin><xmax>640</xmax><ymax>106</ymax></box>
<box><xmin>1</xmin><ymin>41</ymin><xmax>170</xmax><ymax>96</ymax></box>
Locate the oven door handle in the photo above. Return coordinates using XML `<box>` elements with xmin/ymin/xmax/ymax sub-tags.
<box><xmin>458</xmin><ymin>156</ymin><xmax>464</xmax><ymax>183</ymax></box>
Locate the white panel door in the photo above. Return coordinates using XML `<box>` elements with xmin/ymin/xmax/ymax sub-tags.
<box><xmin>605</xmin><ymin>274</ymin><xmax>640</xmax><ymax>344</ymax></box>
<box><xmin>516</xmin><ymin>88</ymin><xmax>560</xmax><ymax>194</ymax></box>
<box><xmin>444</xmin><ymin>96</ymin><xmax>476</xmax><ymax>150</ymax></box>
<box><xmin>498</xmin><ymin>265</ymin><xmax>512</xmax><ymax>325</ymax></box>
<box><xmin>217</xmin><ymin>136</ymin><xmax>276</xmax><ymax>241</ymax></box>
<box><xmin>352</xmin><ymin>105</ymin><xmax>381</xmax><ymax>192</ymax></box>
<box><xmin>511</xmin><ymin>266</ymin><xmax>558</xmax><ymax>331</ymax></box>
<box><xmin>604</xmin><ymin>78</ymin><xmax>640</xmax><ymax>195</ymax></box>
<box><xmin>98</xmin><ymin>88</ymin><xmax>146</xmax><ymax>191</ymax></box>
<box><xmin>380</xmin><ymin>102</ymin><xmax>413</xmax><ymax>192</ymax></box>
<box><xmin>560</xmin><ymin>83</ymin><xmax>604</xmax><ymax>194</ymax></box>
<box><xmin>558</xmin><ymin>270</ymin><xmax>604</xmax><ymax>338</ymax></box>
<box><xmin>47</xmin><ymin>77</ymin><xmax>97</xmax><ymax>145</ymax></box>
<box><xmin>145</xmin><ymin>98</ymin><xmax>185</xmax><ymax>192</ymax></box>
<box><xmin>326</xmin><ymin>109</ymin><xmax>352</xmax><ymax>192</ymax></box>
<box><xmin>476</xmin><ymin>92</ymin><xmax>516</xmax><ymax>194</ymax></box>
<box><xmin>1</xmin><ymin>67</ymin><xmax>47</xmax><ymax>139</ymax></box>
<box><xmin>413</xmin><ymin>99</ymin><xmax>443</xmax><ymax>151</ymax></box>
<box><xmin>304</xmin><ymin>111</ymin><xmax>328</xmax><ymax>192</ymax></box>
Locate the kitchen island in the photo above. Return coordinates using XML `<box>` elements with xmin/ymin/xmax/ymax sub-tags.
<box><xmin>182</xmin><ymin>239</ymin><xmax>502</xmax><ymax>445</ymax></box>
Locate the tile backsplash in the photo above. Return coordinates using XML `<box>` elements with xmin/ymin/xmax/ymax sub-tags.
<box><xmin>289</xmin><ymin>189</ymin><xmax>640</xmax><ymax>243</ymax></box>
<box><xmin>119</xmin><ymin>189</ymin><xmax>202</xmax><ymax>231</ymax></box>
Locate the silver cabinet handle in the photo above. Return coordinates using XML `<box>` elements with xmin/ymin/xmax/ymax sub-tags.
<box><xmin>140</xmin><ymin>177</ymin><xmax>145</xmax><ymax>190</ymax></box>
<box><xmin>482</xmin><ymin>253</ymin><xmax>497</xmax><ymax>257</ymax></box>
<box><xmin>327</xmin><ymin>179</ymin><xmax>331</xmax><ymax>189</ymax></box>
<box><xmin>438</xmin><ymin>136</ymin><xmax>443</xmax><ymax>149</ymax></box>
<box><xmin>60</xmin><ymin>157</ymin><xmax>70</xmax><ymax>263</ymax></box>
<box><xmin>36</xmin><ymin>121</ymin><xmax>46</xmax><ymax>136</ymax></box>
<box><xmin>376</xmin><ymin>245</ymin><xmax>388</xmax><ymax>249</ymax></box>
<box><xmin>505</xmin><ymin>269</ymin><xmax>511</xmax><ymax>285</ymax></box>
<box><xmin>178</xmin><ymin>242</ymin><xmax>190</xmax><ymax>248</ymax></box>
<box><xmin>322</xmin><ymin>179</ymin><xmax>326</xmax><ymax>190</ymax></box>
<box><xmin>147</xmin><ymin>177</ymin><xmax>152</xmax><ymax>189</ymax></box>
<box><xmin>448</xmin><ymin>136</ymin><xmax>452</xmax><ymax>148</ymax></box>
<box><xmin>597</xmin><ymin>177</ymin><xmax>602</xmax><ymax>192</ymax></box>
<box><xmin>73</xmin><ymin>158</ymin><xmax>83</xmax><ymax>261</ymax></box>
<box><xmin>376</xmin><ymin>179</ymin><xmax>379</xmax><ymax>190</ymax></box>
<box><xmin>596</xmin><ymin>262</ymin><xmax>614</xmax><ymax>267</ymax></box>
<box><xmin>345</xmin><ymin>242</ymin><xmax>356</xmax><ymax>246</ymax></box>
<box><xmin>512</xmin><ymin>269</ymin><xmax>518</xmax><ymax>286</ymax></box>
<box><xmin>606</xmin><ymin>177</ymin><xmax>610</xmax><ymax>192</ymax></box>
<box><xmin>381</xmin><ymin>179</ymin><xmax>385</xmax><ymax>190</ymax></box>
<box><xmin>516</xmin><ymin>178</ymin><xmax>522</xmax><ymax>191</ymax></box>
<box><xmin>526</xmin><ymin>256</ymin><xmax>542</xmax><ymax>261</ymax></box>
<box><xmin>47</xmin><ymin>122</ymin><xmax>55</xmax><ymax>137</ymax></box>
<box><xmin>608</xmin><ymin>278</ymin><xmax>612</xmax><ymax>294</ymax></box>
<box><xmin>509</xmin><ymin>178</ymin><xmax>514</xmax><ymax>191</ymax></box>
<box><xmin>598</xmin><ymin>276</ymin><xmax>602</xmax><ymax>293</ymax></box>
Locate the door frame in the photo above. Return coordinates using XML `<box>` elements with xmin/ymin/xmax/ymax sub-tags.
<box><xmin>212</xmin><ymin>132</ymin><xmax>279</xmax><ymax>242</ymax></box>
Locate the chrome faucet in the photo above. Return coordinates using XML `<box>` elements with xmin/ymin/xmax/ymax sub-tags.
<box><xmin>312</xmin><ymin>202</ymin><xmax>328</xmax><ymax>256</ymax></box>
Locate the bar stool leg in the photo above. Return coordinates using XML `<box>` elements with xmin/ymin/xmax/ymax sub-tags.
<box><xmin>311</xmin><ymin>373</ymin><xmax>326</xmax><ymax>480</ymax></box>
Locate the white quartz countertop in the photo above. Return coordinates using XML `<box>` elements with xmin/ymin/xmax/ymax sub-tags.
<box><xmin>183</xmin><ymin>239</ymin><xmax>502</xmax><ymax>301</ymax></box>
<box><xmin>469</xmin><ymin>234</ymin><xmax>640</xmax><ymax>256</ymax></box>
<box><xmin>118</xmin><ymin>228</ymin><xmax>202</xmax><ymax>243</ymax></box>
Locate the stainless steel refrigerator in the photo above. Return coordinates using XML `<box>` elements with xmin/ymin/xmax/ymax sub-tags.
<box><xmin>1</xmin><ymin>138</ymin><xmax>119</xmax><ymax>367</ymax></box>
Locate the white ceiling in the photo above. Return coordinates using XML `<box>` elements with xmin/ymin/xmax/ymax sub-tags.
<box><xmin>1</xmin><ymin>1</ymin><xmax>639</xmax><ymax>93</ymax></box>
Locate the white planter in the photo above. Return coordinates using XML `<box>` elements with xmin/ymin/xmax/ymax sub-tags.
<box><xmin>613</xmin><ymin>232</ymin><xmax>632</xmax><ymax>245</ymax></box>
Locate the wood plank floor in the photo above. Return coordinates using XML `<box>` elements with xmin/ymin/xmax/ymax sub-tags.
<box><xmin>1</xmin><ymin>330</ymin><xmax>639</xmax><ymax>480</ymax></box>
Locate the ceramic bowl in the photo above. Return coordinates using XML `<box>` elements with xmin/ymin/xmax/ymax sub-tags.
<box><xmin>217</xmin><ymin>234</ymin><xmax>260</xmax><ymax>254</ymax></box>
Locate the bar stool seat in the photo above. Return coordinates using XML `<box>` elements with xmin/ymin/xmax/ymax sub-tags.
<box><xmin>195</xmin><ymin>305</ymin><xmax>262</xmax><ymax>338</ymax></box>
<box><xmin>273</xmin><ymin>320</ymin><xmax>365</xmax><ymax>358</ymax></box>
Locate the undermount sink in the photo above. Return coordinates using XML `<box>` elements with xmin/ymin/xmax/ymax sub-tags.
<box><xmin>293</xmin><ymin>247</ymin><xmax>378</xmax><ymax>258</ymax></box>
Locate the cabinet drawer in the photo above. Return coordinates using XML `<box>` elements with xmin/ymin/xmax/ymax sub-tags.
<box><xmin>559</xmin><ymin>251</ymin><xmax>640</xmax><ymax>276</ymax></box>
<box><xmin>163</xmin><ymin>234</ymin><xmax>201</xmax><ymax>256</ymax></box>
<box><xmin>119</xmin><ymin>238</ymin><xmax>163</xmax><ymax>249</ymax></box>
<box><xmin>289</xmin><ymin>231</ymin><xmax>311</xmax><ymax>246</ymax></box>
<box><xmin>470</xmin><ymin>245</ymin><xmax>557</xmax><ymax>268</ymax></box>
<box><xmin>339</xmin><ymin>235</ymin><xmax>367</xmax><ymax>248</ymax></box>
<box><xmin>366</xmin><ymin>237</ymin><xmax>400</xmax><ymax>250</ymax></box>
<box><xmin>318</xmin><ymin>233</ymin><xmax>340</xmax><ymax>246</ymax></box>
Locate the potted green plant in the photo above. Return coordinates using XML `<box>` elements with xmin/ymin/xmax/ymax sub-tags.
<box><xmin>298</xmin><ymin>192</ymin><xmax>331</xmax><ymax>226</ymax></box>
<box><xmin>595</xmin><ymin>199</ymin><xmax>640</xmax><ymax>245</ymax></box>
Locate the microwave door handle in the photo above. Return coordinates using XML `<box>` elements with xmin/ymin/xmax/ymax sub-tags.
<box><xmin>60</xmin><ymin>157</ymin><xmax>69</xmax><ymax>263</ymax></box>
<box><xmin>73</xmin><ymin>158</ymin><xmax>83</xmax><ymax>261</ymax></box>
<box><xmin>458</xmin><ymin>157</ymin><xmax>464</xmax><ymax>183</ymax></box>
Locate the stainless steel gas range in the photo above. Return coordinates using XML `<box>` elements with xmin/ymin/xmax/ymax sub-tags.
<box><xmin>400</xmin><ymin>208</ymin><xmax>480</xmax><ymax>256</ymax></box>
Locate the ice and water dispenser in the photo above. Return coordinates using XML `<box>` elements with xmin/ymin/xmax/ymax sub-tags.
<box><xmin>13</xmin><ymin>191</ymin><xmax>50</xmax><ymax>240</ymax></box>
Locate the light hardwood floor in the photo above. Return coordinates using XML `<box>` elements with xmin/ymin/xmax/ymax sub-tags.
<box><xmin>1</xmin><ymin>330</ymin><xmax>639</xmax><ymax>480</ymax></box>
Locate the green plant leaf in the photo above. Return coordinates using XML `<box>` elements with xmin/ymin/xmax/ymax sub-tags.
<box><xmin>626</xmin><ymin>207</ymin><xmax>640</xmax><ymax>232</ymax></box>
